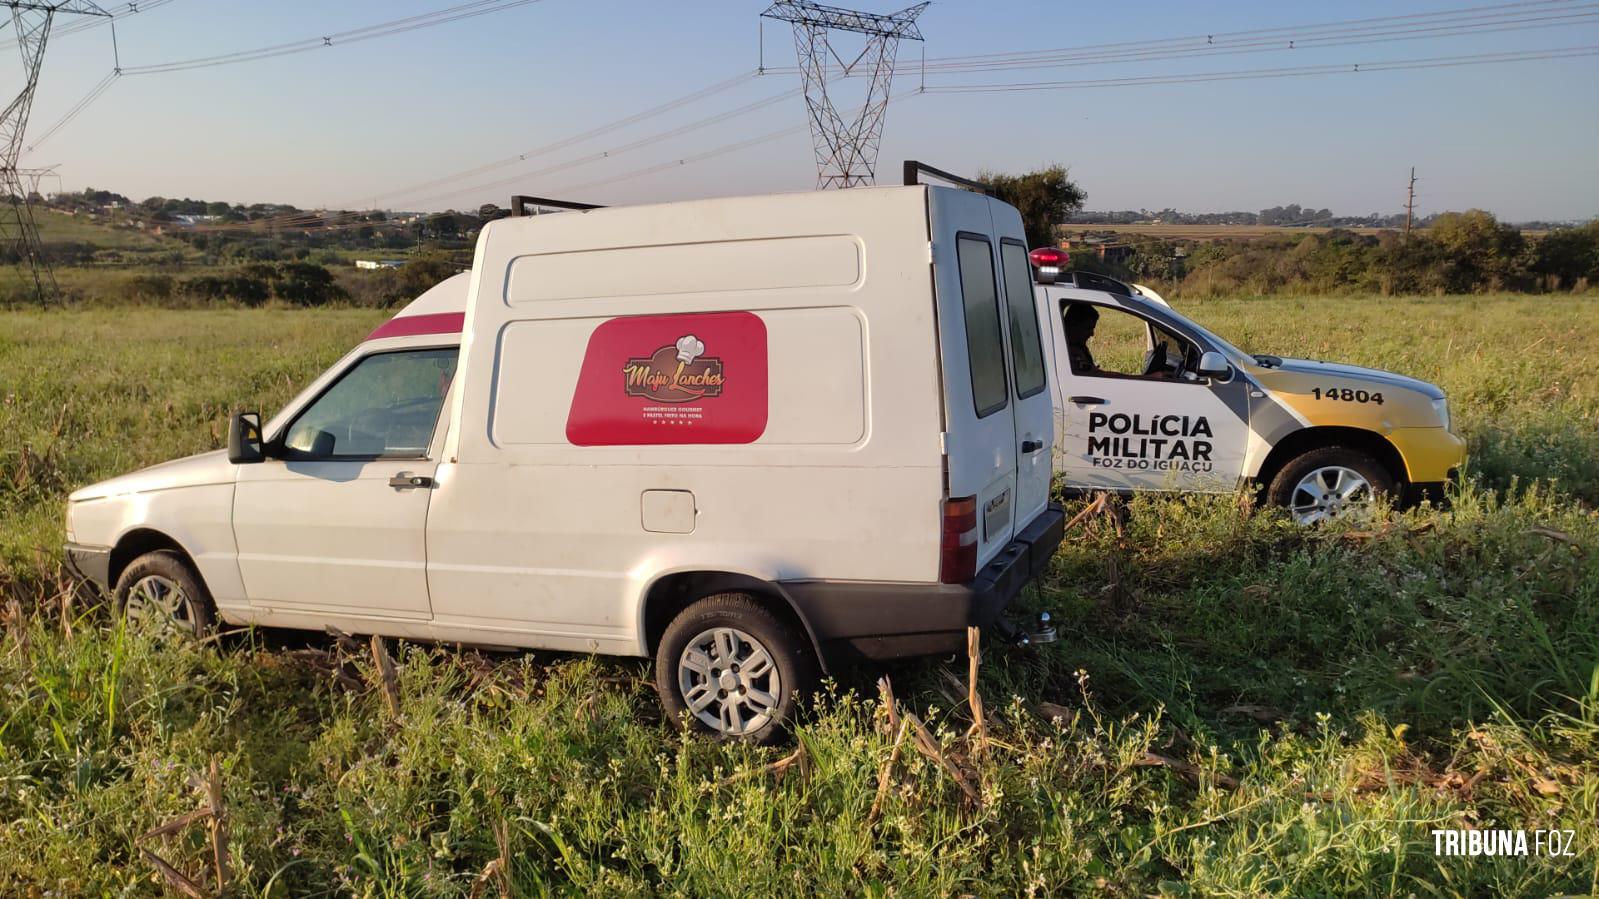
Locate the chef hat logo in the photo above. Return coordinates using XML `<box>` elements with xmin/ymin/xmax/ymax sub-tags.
<box><xmin>675</xmin><ymin>335</ymin><xmax>705</xmax><ymax>365</ymax></box>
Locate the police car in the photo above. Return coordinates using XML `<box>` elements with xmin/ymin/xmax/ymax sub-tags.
<box><xmin>1027</xmin><ymin>248</ymin><xmax>1465</xmax><ymax>523</ymax></box>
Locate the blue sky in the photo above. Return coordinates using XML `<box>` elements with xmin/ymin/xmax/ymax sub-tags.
<box><xmin>14</xmin><ymin>0</ymin><xmax>1599</xmax><ymax>219</ymax></box>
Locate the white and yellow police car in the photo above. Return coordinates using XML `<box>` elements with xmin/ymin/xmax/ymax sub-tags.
<box><xmin>1027</xmin><ymin>252</ymin><xmax>1465</xmax><ymax>523</ymax></box>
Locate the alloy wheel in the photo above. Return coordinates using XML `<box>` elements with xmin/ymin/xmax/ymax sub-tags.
<box><xmin>123</xmin><ymin>574</ymin><xmax>198</xmax><ymax>635</ymax></box>
<box><xmin>677</xmin><ymin>626</ymin><xmax>782</xmax><ymax>736</ymax></box>
<box><xmin>1290</xmin><ymin>465</ymin><xmax>1373</xmax><ymax>525</ymax></box>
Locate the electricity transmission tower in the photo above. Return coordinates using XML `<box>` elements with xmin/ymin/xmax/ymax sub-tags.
<box><xmin>2</xmin><ymin>1</ymin><xmax>109</xmax><ymax>305</ymax></box>
<box><xmin>761</xmin><ymin>1</ymin><xmax>927</xmax><ymax>190</ymax></box>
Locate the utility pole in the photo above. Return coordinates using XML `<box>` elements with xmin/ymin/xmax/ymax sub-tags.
<box><xmin>1</xmin><ymin>1</ymin><xmax>111</xmax><ymax>305</ymax></box>
<box><xmin>761</xmin><ymin>1</ymin><xmax>928</xmax><ymax>190</ymax></box>
<box><xmin>1404</xmin><ymin>166</ymin><xmax>1417</xmax><ymax>237</ymax></box>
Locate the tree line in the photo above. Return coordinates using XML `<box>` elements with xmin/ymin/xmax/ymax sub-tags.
<box><xmin>1093</xmin><ymin>212</ymin><xmax>1599</xmax><ymax>297</ymax></box>
<box><xmin>977</xmin><ymin>166</ymin><xmax>1596</xmax><ymax>297</ymax></box>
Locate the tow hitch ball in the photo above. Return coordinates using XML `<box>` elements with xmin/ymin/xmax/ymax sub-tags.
<box><xmin>1002</xmin><ymin>611</ymin><xmax>1057</xmax><ymax>647</ymax></box>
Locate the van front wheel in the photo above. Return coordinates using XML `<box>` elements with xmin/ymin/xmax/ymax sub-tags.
<box><xmin>655</xmin><ymin>593</ymin><xmax>817</xmax><ymax>744</ymax></box>
<box><xmin>113</xmin><ymin>550</ymin><xmax>217</xmax><ymax>638</ymax></box>
<box><xmin>1266</xmin><ymin>446</ymin><xmax>1396</xmax><ymax>525</ymax></box>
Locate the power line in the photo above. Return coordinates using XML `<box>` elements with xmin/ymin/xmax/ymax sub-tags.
<box><xmin>920</xmin><ymin>46</ymin><xmax>1599</xmax><ymax>93</ymax></box>
<box><xmin>756</xmin><ymin>2</ymin><xmax>1599</xmax><ymax>77</ymax></box>
<box><xmin>101</xmin><ymin>0</ymin><xmax>1599</xmax><ymax>219</ymax></box>
<box><xmin>351</xmin><ymin>72</ymin><xmax>759</xmax><ymax>206</ymax></box>
<box><xmin>181</xmin><ymin>86</ymin><xmax>802</xmax><ymax>232</ymax></box>
<box><xmin>175</xmin><ymin>93</ymin><xmax>931</xmax><ymax>236</ymax></box>
<box><xmin>23</xmin><ymin>0</ymin><xmax>551</xmax><ymax>152</ymax></box>
<box><xmin>923</xmin><ymin>0</ymin><xmax>1588</xmax><ymax>65</ymax></box>
<box><xmin>166</xmin><ymin>41</ymin><xmax>1594</xmax><ymax>230</ymax></box>
<box><xmin>184</xmin><ymin>123</ymin><xmax>820</xmax><ymax>239</ymax></box>
<box><xmin>916</xmin><ymin>9</ymin><xmax>1599</xmax><ymax>74</ymax></box>
<box><xmin>0</xmin><ymin>0</ymin><xmax>174</xmax><ymax>51</ymax></box>
<box><xmin>389</xmin><ymin>89</ymin><xmax>799</xmax><ymax>209</ymax></box>
<box><xmin>34</xmin><ymin>0</ymin><xmax>1598</xmax><ymax>236</ymax></box>
<box><xmin>119</xmin><ymin>0</ymin><xmax>545</xmax><ymax>75</ymax></box>
<box><xmin>25</xmin><ymin>69</ymin><xmax>116</xmax><ymax>151</ymax></box>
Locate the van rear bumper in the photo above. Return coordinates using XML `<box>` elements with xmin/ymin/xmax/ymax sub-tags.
<box><xmin>781</xmin><ymin>503</ymin><xmax>1066</xmax><ymax>667</ymax></box>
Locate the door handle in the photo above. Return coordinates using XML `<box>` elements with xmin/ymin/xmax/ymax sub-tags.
<box><xmin>388</xmin><ymin>472</ymin><xmax>433</xmax><ymax>489</ymax></box>
<box><xmin>1068</xmin><ymin>396</ymin><xmax>1106</xmax><ymax>405</ymax></box>
<box><xmin>1021</xmin><ymin>439</ymin><xmax>1043</xmax><ymax>454</ymax></box>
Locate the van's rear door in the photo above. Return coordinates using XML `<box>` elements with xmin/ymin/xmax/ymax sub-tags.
<box><xmin>989</xmin><ymin>203</ymin><xmax>1054</xmax><ymax>532</ymax></box>
<box><xmin>929</xmin><ymin>187</ymin><xmax>1018</xmax><ymax>565</ymax></box>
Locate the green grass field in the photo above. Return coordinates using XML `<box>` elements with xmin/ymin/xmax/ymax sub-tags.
<box><xmin>1</xmin><ymin>295</ymin><xmax>1596</xmax><ymax>896</ymax></box>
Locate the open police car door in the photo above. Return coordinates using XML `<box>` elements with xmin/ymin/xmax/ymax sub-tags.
<box><xmin>1039</xmin><ymin>287</ymin><xmax>1251</xmax><ymax>493</ymax></box>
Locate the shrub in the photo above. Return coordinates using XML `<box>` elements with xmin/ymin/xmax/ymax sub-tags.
<box><xmin>125</xmin><ymin>273</ymin><xmax>175</xmax><ymax>302</ymax></box>
<box><xmin>180</xmin><ymin>272</ymin><xmax>270</xmax><ymax>306</ymax></box>
<box><xmin>272</xmin><ymin>261</ymin><xmax>345</xmax><ymax>307</ymax></box>
<box><xmin>1532</xmin><ymin>220</ymin><xmax>1599</xmax><ymax>290</ymax></box>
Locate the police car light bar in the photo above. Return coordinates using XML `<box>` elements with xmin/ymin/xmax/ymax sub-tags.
<box><xmin>1029</xmin><ymin>246</ymin><xmax>1068</xmax><ymax>283</ymax></box>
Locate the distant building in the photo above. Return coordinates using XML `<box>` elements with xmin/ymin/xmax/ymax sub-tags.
<box><xmin>355</xmin><ymin>259</ymin><xmax>406</xmax><ymax>270</ymax></box>
<box><xmin>1060</xmin><ymin>234</ymin><xmax>1133</xmax><ymax>265</ymax></box>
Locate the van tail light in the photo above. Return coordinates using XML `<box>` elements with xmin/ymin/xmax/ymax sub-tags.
<box><xmin>939</xmin><ymin>495</ymin><xmax>979</xmax><ymax>584</ymax></box>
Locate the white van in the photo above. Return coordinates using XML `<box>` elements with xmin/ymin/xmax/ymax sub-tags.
<box><xmin>63</xmin><ymin>169</ymin><xmax>1066</xmax><ymax>742</ymax></box>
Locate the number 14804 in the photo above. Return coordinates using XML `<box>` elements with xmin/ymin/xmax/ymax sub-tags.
<box><xmin>1312</xmin><ymin>387</ymin><xmax>1383</xmax><ymax>404</ymax></box>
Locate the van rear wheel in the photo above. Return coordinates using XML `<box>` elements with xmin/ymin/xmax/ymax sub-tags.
<box><xmin>113</xmin><ymin>550</ymin><xmax>217</xmax><ymax>639</ymax></box>
<box><xmin>655</xmin><ymin>593</ymin><xmax>817</xmax><ymax>745</ymax></box>
<box><xmin>1266</xmin><ymin>446</ymin><xmax>1396</xmax><ymax>525</ymax></box>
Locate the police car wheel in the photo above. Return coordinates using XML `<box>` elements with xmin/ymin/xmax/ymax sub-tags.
<box><xmin>655</xmin><ymin>593</ymin><xmax>818</xmax><ymax>745</ymax></box>
<box><xmin>1266</xmin><ymin>446</ymin><xmax>1396</xmax><ymax>526</ymax></box>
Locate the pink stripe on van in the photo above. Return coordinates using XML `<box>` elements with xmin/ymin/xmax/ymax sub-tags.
<box><xmin>366</xmin><ymin>312</ymin><xmax>465</xmax><ymax>341</ymax></box>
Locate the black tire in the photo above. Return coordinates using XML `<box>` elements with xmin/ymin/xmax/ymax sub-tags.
<box><xmin>654</xmin><ymin>593</ymin><xmax>819</xmax><ymax>745</ymax></box>
<box><xmin>1266</xmin><ymin>445</ymin><xmax>1397</xmax><ymax>524</ymax></box>
<box><xmin>113</xmin><ymin>550</ymin><xmax>217</xmax><ymax>639</ymax></box>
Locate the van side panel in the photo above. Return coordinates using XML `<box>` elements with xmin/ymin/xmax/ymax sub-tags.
<box><xmin>428</xmin><ymin>188</ymin><xmax>944</xmax><ymax>653</ymax></box>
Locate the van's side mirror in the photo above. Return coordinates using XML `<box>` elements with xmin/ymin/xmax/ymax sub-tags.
<box><xmin>228</xmin><ymin>412</ymin><xmax>264</xmax><ymax>464</ymax></box>
<box><xmin>1197</xmin><ymin>351</ymin><xmax>1232</xmax><ymax>380</ymax></box>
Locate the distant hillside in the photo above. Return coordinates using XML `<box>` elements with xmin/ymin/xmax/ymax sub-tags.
<box><xmin>30</xmin><ymin>208</ymin><xmax>188</xmax><ymax>253</ymax></box>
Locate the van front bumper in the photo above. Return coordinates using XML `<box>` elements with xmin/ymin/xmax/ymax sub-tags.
<box><xmin>63</xmin><ymin>542</ymin><xmax>112</xmax><ymax>593</ymax></box>
<box><xmin>782</xmin><ymin>503</ymin><xmax>1066</xmax><ymax>667</ymax></box>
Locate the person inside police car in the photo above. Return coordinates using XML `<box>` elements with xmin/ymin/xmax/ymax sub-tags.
<box><xmin>1063</xmin><ymin>302</ymin><xmax>1101</xmax><ymax>375</ymax></box>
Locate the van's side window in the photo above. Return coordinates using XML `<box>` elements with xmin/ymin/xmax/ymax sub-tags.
<box><xmin>956</xmin><ymin>234</ymin><xmax>1009</xmax><ymax>418</ymax></box>
<box><xmin>282</xmin><ymin>348</ymin><xmax>459</xmax><ymax>460</ymax></box>
<box><xmin>999</xmin><ymin>240</ymin><xmax>1048</xmax><ymax>399</ymax></box>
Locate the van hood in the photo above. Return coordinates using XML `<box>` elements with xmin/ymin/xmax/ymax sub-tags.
<box><xmin>1263</xmin><ymin>357</ymin><xmax>1445</xmax><ymax>399</ymax></box>
<box><xmin>68</xmin><ymin>449</ymin><xmax>235</xmax><ymax>502</ymax></box>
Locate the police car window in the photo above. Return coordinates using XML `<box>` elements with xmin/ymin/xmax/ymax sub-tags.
<box><xmin>956</xmin><ymin>234</ymin><xmax>1009</xmax><ymax>418</ymax></box>
<box><xmin>1064</xmin><ymin>303</ymin><xmax>1193</xmax><ymax>381</ymax></box>
<box><xmin>283</xmin><ymin>348</ymin><xmax>458</xmax><ymax>460</ymax></box>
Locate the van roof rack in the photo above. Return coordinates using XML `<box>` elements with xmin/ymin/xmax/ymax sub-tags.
<box><xmin>510</xmin><ymin>195</ymin><xmax>605</xmax><ymax>217</ymax></box>
<box><xmin>902</xmin><ymin>160</ymin><xmax>995</xmax><ymax>197</ymax></box>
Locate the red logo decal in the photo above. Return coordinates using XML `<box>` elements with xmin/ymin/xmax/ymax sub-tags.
<box><xmin>566</xmin><ymin>312</ymin><xmax>767</xmax><ymax>445</ymax></box>
<box><xmin>622</xmin><ymin>335</ymin><xmax>725</xmax><ymax>403</ymax></box>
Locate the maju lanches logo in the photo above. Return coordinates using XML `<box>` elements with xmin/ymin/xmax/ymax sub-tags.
<box><xmin>623</xmin><ymin>334</ymin><xmax>726</xmax><ymax>403</ymax></box>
